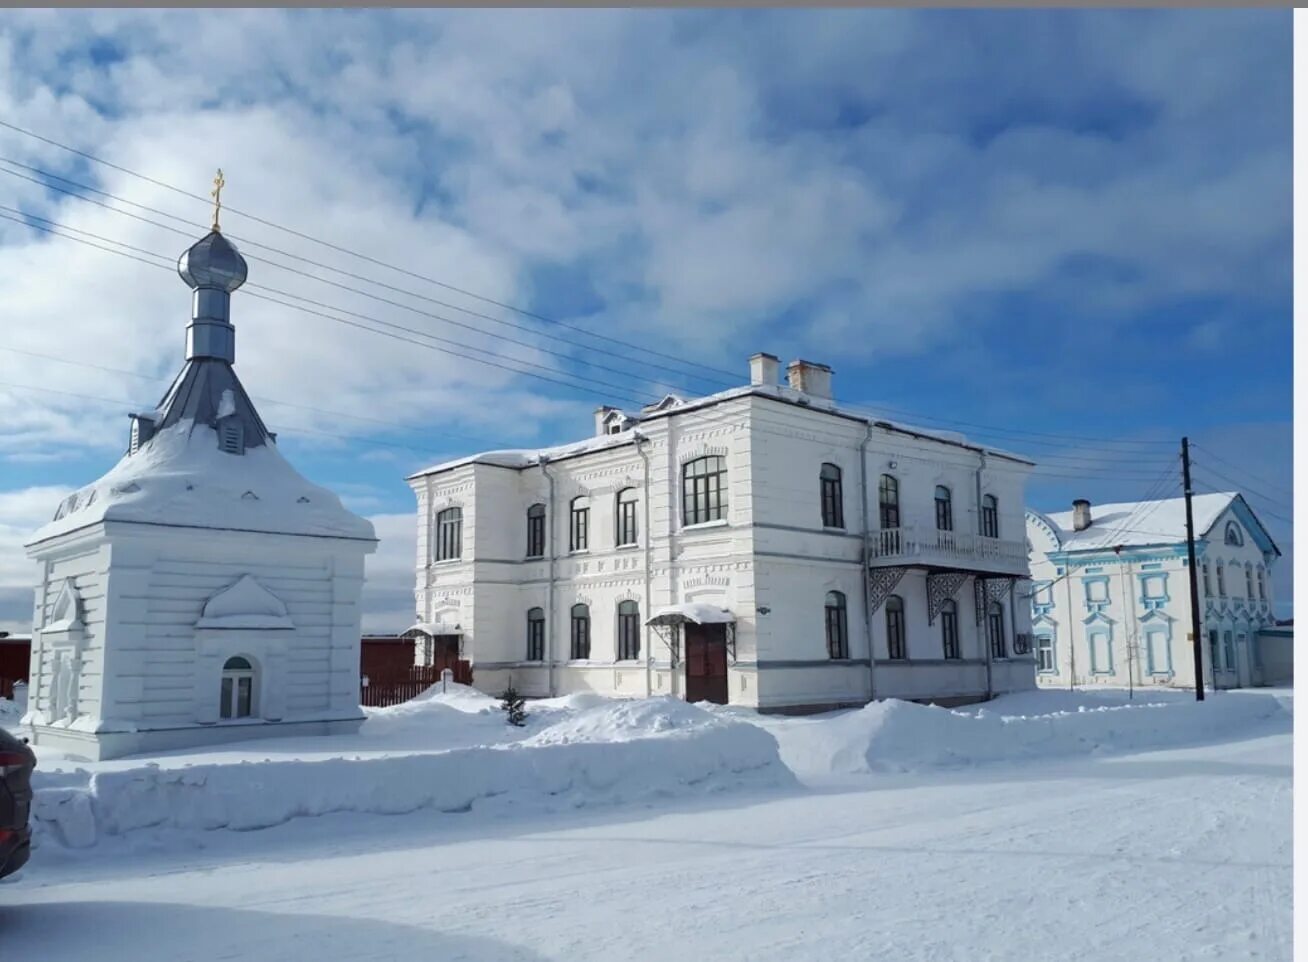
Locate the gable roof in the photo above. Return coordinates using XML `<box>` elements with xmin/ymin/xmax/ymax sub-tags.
<box><xmin>1032</xmin><ymin>492</ymin><xmax>1280</xmax><ymax>557</ymax></box>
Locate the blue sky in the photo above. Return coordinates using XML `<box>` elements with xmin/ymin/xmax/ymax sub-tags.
<box><xmin>0</xmin><ymin>9</ymin><xmax>1292</xmax><ymax>630</ymax></box>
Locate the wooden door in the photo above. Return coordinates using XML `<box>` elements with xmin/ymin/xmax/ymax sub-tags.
<box><xmin>432</xmin><ymin>635</ymin><xmax>461</xmax><ymax>674</ymax></box>
<box><xmin>684</xmin><ymin>623</ymin><xmax>729</xmax><ymax>704</ymax></box>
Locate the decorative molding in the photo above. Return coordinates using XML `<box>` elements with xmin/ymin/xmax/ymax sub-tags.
<box><xmin>974</xmin><ymin>576</ymin><xmax>1013</xmax><ymax>624</ymax></box>
<box><xmin>868</xmin><ymin>566</ymin><xmax>908</xmax><ymax>615</ymax></box>
<box><xmin>926</xmin><ymin>571</ymin><xmax>969</xmax><ymax>625</ymax></box>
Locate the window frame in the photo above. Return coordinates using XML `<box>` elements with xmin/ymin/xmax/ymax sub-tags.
<box><xmin>570</xmin><ymin>603</ymin><xmax>591</xmax><ymax>660</ymax></box>
<box><xmin>1244</xmin><ymin>564</ymin><xmax>1254</xmax><ymax>600</ymax></box>
<box><xmin>885</xmin><ymin>595</ymin><xmax>906</xmax><ymax>660</ymax></box>
<box><xmin>1224</xmin><ymin>522</ymin><xmax>1243</xmax><ymax>547</ymax></box>
<box><xmin>615</xmin><ymin>488</ymin><xmax>639</xmax><ymax>547</ymax></box>
<box><xmin>934</xmin><ymin>485</ymin><xmax>953</xmax><ymax>532</ymax></box>
<box><xmin>878</xmin><ymin>474</ymin><xmax>900</xmax><ymax>530</ymax></box>
<box><xmin>526</xmin><ymin>503</ymin><xmax>546</xmax><ymax>559</ymax></box>
<box><xmin>1035</xmin><ymin>632</ymin><xmax>1055</xmax><ymax>673</ymax></box>
<box><xmin>1216</xmin><ymin>563</ymin><xmax>1227</xmax><ymax>597</ymax></box>
<box><xmin>986</xmin><ymin>601</ymin><xmax>1007</xmax><ymax>659</ymax></box>
<box><xmin>820</xmin><ymin>463</ymin><xmax>845</xmax><ymax>529</ymax></box>
<box><xmin>616</xmin><ymin>600</ymin><xmax>641</xmax><ymax>661</ymax></box>
<box><xmin>940</xmin><ymin>598</ymin><xmax>960</xmax><ymax>660</ymax></box>
<box><xmin>569</xmin><ymin>496</ymin><xmax>590</xmax><ymax>553</ymax></box>
<box><xmin>433</xmin><ymin>507</ymin><xmax>463</xmax><ymax>562</ymax></box>
<box><xmin>825</xmin><ymin>591</ymin><xmax>849</xmax><ymax>659</ymax></box>
<box><xmin>682</xmin><ymin>455</ymin><xmax>727</xmax><ymax>526</ymax></box>
<box><xmin>980</xmin><ymin>494</ymin><xmax>999</xmax><ymax>539</ymax></box>
<box><xmin>220</xmin><ymin>655</ymin><xmax>256</xmax><ymax>720</ymax></box>
<box><xmin>526</xmin><ymin>607</ymin><xmax>545</xmax><ymax>662</ymax></box>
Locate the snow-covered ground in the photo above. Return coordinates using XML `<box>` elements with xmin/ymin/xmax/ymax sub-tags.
<box><xmin>0</xmin><ymin>686</ymin><xmax>1292</xmax><ymax>961</ymax></box>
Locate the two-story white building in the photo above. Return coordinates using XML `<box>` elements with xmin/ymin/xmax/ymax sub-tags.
<box><xmin>406</xmin><ymin>354</ymin><xmax>1038</xmax><ymax>713</ymax></box>
<box><xmin>1025</xmin><ymin>493</ymin><xmax>1283</xmax><ymax>692</ymax></box>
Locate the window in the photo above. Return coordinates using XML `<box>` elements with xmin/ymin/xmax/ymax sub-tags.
<box><xmin>1257</xmin><ymin>567</ymin><xmax>1267</xmax><ymax>601</ymax></box>
<box><xmin>980</xmin><ymin>494</ymin><xmax>999</xmax><ymax>539</ymax></box>
<box><xmin>987</xmin><ymin>601</ymin><xmax>1006</xmax><ymax>659</ymax></box>
<box><xmin>934</xmin><ymin>485</ymin><xmax>953</xmax><ymax>532</ymax></box>
<box><xmin>570</xmin><ymin>604</ymin><xmax>591</xmax><ymax>660</ymax></box>
<box><xmin>219</xmin><ymin>656</ymin><xmax>255</xmax><ymax>720</ymax></box>
<box><xmin>1033</xmin><ymin>582</ymin><xmax>1054</xmax><ymax>608</ymax></box>
<box><xmin>616</xmin><ymin>488</ymin><xmax>639</xmax><ymax>546</ymax></box>
<box><xmin>1208</xmin><ymin>630</ymin><xmax>1220</xmax><ymax>674</ymax></box>
<box><xmin>1141</xmin><ymin>574</ymin><xmax>1166</xmax><ymax>601</ymax></box>
<box><xmin>1145</xmin><ymin>628</ymin><xmax>1171</xmax><ymax>675</ymax></box>
<box><xmin>885</xmin><ymin>595</ymin><xmax>906</xmax><ymax>660</ymax></box>
<box><xmin>1216</xmin><ymin>563</ymin><xmax>1227</xmax><ymax>597</ymax></box>
<box><xmin>1244</xmin><ymin>565</ymin><xmax>1254</xmax><ymax>599</ymax></box>
<box><xmin>1090</xmin><ymin>631</ymin><xmax>1113</xmax><ymax>674</ymax></box>
<box><xmin>878</xmin><ymin>474</ymin><xmax>900</xmax><ymax>529</ymax></box>
<box><xmin>433</xmin><ymin>507</ymin><xmax>462</xmax><ymax>562</ymax></box>
<box><xmin>1035</xmin><ymin>632</ymin><xmax>1055</xmax><ymax>673</ymax></box>
<box><xmin>1224</xmin><ymin>522</ymin><xmax>1243</xmax><ymax>547</ymax></box>
<box><xmin>1085</xmin><ymin>579</ymin><xmax>1109</xmax><ymax>604</ymax></box>
<box><xmin>616</xmin><ymin>601</ymin><xmax>641</xmax><ymax>661</ymax></box>
<box><xmin>526</xmin><ymin>608</ymin><xmax>545</xmax><ymax>661</ymax></box>
<box><xmin>569</xmin><ymin>496</ymin><xmax>590</xmax><ymax>552</ymax></box>
<box><xmin>682</xmin><ymin>456</ymin><xmax>727</xmax><ymax>526</ymax></box>
<box><xmin>219</xmin><ymin>417</ymin><xmax>245</xmax><ymax>455</ymax></box>
<box><xmin>941</xmin><ymin>599</ymin><xmax>960</xmax><ymax>660</ymax></box>
<box><xmin>526</xmin><ymin>503</ymin><xmax>546</xmax><ymax>558</ymax></box>
<box><xmin>1222</xmin><ymin>631</ymin><xmax>1235</xmax><ymax>672</ymax></box>
<box><xmin>1252</xmin><ymin>633</ymin><xmax>1263</xmax><ymax>669</ymax></box>
<box><xmin>825</xmin><ymin>591</ymin><xmax>848</xmax><ymax>659</ymax></box>
<box><xmin>820</xmin><ymin>463</ymin><xmax>844</xmax><ymax>528</ymax></box>
<box><xmin>1202</xmin><ymin>562</ymin><xmax>1212</xmax><ymax>595</ymax></box>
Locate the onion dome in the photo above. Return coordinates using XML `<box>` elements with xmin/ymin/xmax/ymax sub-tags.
<box><xmin>177</xmin><ymin>230</ymin><xmax>248</xmax><ymax>293</ymax></box>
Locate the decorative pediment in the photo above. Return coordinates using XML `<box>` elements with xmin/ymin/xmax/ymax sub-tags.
<box><xmin>1082</xmin><ymin>610</ymin><xmax>1116</xmax><ymax>628</ymax></box>
<box><xmin>42</xmin><ymin>578</ymin><xmax>84</xmax><ymax>633</ymax></box>
<box><xmin>868</xmin><ymin>566</ymin><xmax>908</xmax><ymax>615</ymax></box>
<box><xmin>1139</xmin><ymin>608</ymin><xmax>1175</xmax><ymax>625</ymax></box>
<box><xmin>927</xmin><ymin>572</ymin><xmax>969</xmax><ymax>625</ymax></box>
<box><xmin>196</xmin><ymin>574</ymin><xmax>294</xmax><ymax>630</ymax></box>
<box><xmin>974</xmin><ymin>577</ymin><xmax>1014</xmax><ymax>625</ymax></box>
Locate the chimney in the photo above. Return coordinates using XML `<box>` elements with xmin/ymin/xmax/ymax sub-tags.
<box><xmin>1072</xmin><ymin>499</ymin><xmax>1092</xmax><ymax>532</ymax></box>
<box><xmin>786</xmin><ymin>359</ymin><xmax>833</xmax><ymax>400</ymax></box>
<box><xmin>749</xmin><ymin>352</ymin><xmax>779</xmax><ymax>387</ymax></box>
<box><xmin>594</xmin><ymin>405</ymin><xmax>617</xmax><ymax>437</ymax></box>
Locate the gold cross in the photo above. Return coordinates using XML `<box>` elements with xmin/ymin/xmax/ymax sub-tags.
<box><xmin>211</xmin><ymin>168</ymin><xmax>225</xmax><ymax>232</ymax></box>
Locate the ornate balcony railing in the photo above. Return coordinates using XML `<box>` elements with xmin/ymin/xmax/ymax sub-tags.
<box><xmin>868</xmin><ymin>525</ymin><xmax>1028</xmax><ymax>576</ymax></box>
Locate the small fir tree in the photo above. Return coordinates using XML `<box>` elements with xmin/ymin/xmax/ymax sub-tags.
<box><xmin>501</xmin><ymin>682</ymin><xmax>527</xmax><ymax>727</ymax></box>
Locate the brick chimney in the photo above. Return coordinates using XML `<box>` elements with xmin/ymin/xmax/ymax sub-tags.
<box><xmin>1072</xmin><ymin>499</ymin><xmax>1092</xmax><ymax>532</ymax></box>
<box><xmin>749</xmin><ymin>352</ymin><xmax>780</xmax><ymax>387</ymax></box>
<box><xmin>786</xmin><ymin>359</ymin><xmax>833</xmax><ymax>400</ymax></box>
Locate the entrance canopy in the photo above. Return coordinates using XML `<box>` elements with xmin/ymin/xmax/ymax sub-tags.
<box><xmin>402</xmin><ymin>621</ymin><xmax>463</xmax><ymax>638</ymax></box>
<box><xmin>646</xmin><ymin>603</ymin><xmax>734</xmax><ymax>627</ymax></box>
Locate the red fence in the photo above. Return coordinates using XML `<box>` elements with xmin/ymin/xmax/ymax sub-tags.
<box><xmin>360</xmin><ymin>662</ymin><xmax>473</xmax><ymax>708</ymax></box>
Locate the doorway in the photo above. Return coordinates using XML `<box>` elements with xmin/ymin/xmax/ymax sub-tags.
<box><xmin>684</xmin><ymin>623</ymin><xmax>729</xmax><ymax>704</ymax></box>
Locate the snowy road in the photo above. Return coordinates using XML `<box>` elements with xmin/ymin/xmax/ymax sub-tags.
<box><xmin>1</xmin><ymin>726</ymin><xmax>1290</xmax><ymax>961</ymax></box>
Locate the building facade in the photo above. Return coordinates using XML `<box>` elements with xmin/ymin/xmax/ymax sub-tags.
<box><xmin>22</xmin><ymin>226</ymin><xmax>376</xmax><ymax>761</ymax></box>
<box><xmin>1025</xmin><ymin>493</ymin><xmax>1282</xmax><ymax>692</ymax></box>
<box><xmin>408</xmin><ymin>354</ymin><xmax>1037</xmax><ymax>713</ymax></box>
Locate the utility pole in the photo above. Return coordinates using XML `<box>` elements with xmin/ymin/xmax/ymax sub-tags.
<box><xmin>1182</xmin><ymin>437</ymin><xmax>1205</xmax><ymax>702</ymax></box>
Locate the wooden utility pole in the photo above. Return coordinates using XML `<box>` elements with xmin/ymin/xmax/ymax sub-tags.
<box><xmin>1181</xmin><ymin>437</ymin><xmax>1205</xmax><ymax>702</ymax></box>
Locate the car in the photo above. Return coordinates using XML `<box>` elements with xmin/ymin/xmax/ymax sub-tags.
<box><xmin>0</xmin><ymin>728</ymin><xmax>35</xmax><ymax>881</ymax></box>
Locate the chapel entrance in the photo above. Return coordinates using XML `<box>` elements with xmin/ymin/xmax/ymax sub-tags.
<box><xmin>429</xmin><ymin>634</ymin><xmax>462</xmax><ymax>674</ymax></box>
<box><xmin>684</xmin><ymin>623</ymin><xmax>729</xmax><ymax>705</ymax></box>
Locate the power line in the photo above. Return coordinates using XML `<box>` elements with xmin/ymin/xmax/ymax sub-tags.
<box><xmin>1190</xmin><ymin>468</ymin><xmax>1293</xmax><ymax>528</ymax></box>
<box><xmin>1190</xmin><ymin>442</ymin><xmax>1292</xmax><ymax>499</ymax></box>
<box><xmin>0</xmin><ymin>122</ymin><xmax>740</xmax><ymax>382</ymax></box>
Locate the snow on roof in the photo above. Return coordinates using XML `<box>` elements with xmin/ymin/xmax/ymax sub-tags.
<box><xmin>647</xmin><ymin>602</ymin><xmax>735</xmax><ymax>626</ymax></box>
<box><xmin>27</xmin><ymin>423</ymin><xmax>376</xmax><ymax>547</ymax></box>
<box><xmin>1038</xmin><ymin>492</ymin><xmax>1238</xmax><ymax>552</ymax></box>
<box><xmin>409</xmin><ymin>383</ymin><xmax>1032</xmax><ymax>478</ymax></box>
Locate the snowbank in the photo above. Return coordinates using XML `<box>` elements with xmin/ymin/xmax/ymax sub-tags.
<box><xmin>767</xmin><ymin>690</ymin><xmax>1292</xmax><ymax>777</ymax></box>
<box><xmin>30</xmin><ymin>698</ymin><xmax>790</xmax><ymax>849</ymax></box>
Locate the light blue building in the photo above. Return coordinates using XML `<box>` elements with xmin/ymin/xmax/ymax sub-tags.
<box><xmin>1025</xmin><ymin>493</ymin><xmax>1284</xmax><ymax>691</ymax></box>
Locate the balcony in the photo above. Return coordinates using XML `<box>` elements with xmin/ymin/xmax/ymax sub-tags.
<box><xmin>867</xmin><ymin>525</ymin><xmax>1029</xmax><ymax>577</ymax></box>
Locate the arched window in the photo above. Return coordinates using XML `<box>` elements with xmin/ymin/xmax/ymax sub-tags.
<box><xmin>1244</xmin><ymin>564</ymin><xmax>1254</xmax><ymax>599</ymax></box>
<box><xmin>1257</xmin><ymin>566</ymin><xmax>1267</xmax><ymax>601</ymax></box>
<box><xmin>986</xmin><ymin>601</ymin><xmax>1006</xmax><ymax>659</ymax></box>
<box><xmin>934</xmin><ymin>485</ymin><xmax>953</xmax><ymax>532</ymax></box>
<box><xmin>1216</xmin><ymin>563</ymin><xmax>1227</xmax><ymax>597</ymax></box>
<box><xmin>878</xmin><ymin>474</ymin><xmax>900</xmax><ymax>529</ymax></box>
<box><xmin>940</xmin><ymin>598</ymin><xmax>960</xmax><ymax>660</ymax></box>
<box><xmin>526</xmin><ymin>503</ymin><xmax>546</xmax><ymax>558</ymax></box>
<box><xmin>1202</xmin><ymin>561</ymin><xmax>1212</xmax><ymax>595</ymax></box>
<box><xmin>885</xmin><ymin>595</ymin><xmax>906</xmax><ymax>660</ymax></box>
<box><xmin>220</xmin><ymin>655</ymin><xmax>255</xmax><ymax>720</ymax></box>
<box><xmin>570</xmin><ymin>603</ymin><xmax>591</xmax><ymax>660</ymax></box>
<box><xmin>683</xmin><ymin>455</ymin><xmax>727</xmax><ymax>525</ymax></box>
<box><xmin>617</xmin><ymin>600</ymin><xmax>641</xmax><ymax>661</ymax></box>
<box><xmin>980</xmin><ymin>495</ymin><xmax>999</xmax><ymax>539</ymax></box>
<box><xmin>569</xmin><ymin>496</ymin><xmax>590</xmax><ymax>552</ymax></box>
<box><xmin>1224</xmin><ymin>522</ymin><xmax>1244</xmax><ymax>547</ymax></box>
<box><xmin>526</xmin><ymin>608</ymin><xmax>545</xmax><ymax>661</ymax></box>
<box><xmin>820</xmin><ymin>464</ymin><xmax>844</xmax><ymax>528</ymax></box>
<box><xmin>615</xmin><ymin>488</ymin><xmax>639</xmax><ymax>546</ymax></box>
<box><xmin>433</xmin><ymin>507</ymin><xmax>462</xmax><ymax>562</ymax></box>
<box><xmin>825</xmin><ymin>591</ymin><xmax>848</xmax><ymax>659</ymax></box>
